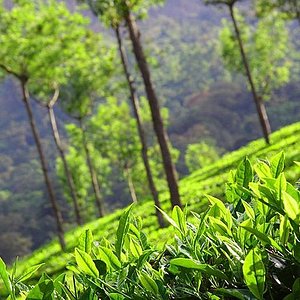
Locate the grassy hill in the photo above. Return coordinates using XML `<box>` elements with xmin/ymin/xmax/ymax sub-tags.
<box><xmin>14</xmin><ymin>122</ymin><xmax>300</xmax><ymax>280</ymax></box>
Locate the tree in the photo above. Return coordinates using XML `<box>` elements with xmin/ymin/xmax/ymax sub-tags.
<box><xmin>205</xmin><ymin>0</ymin><xmax>273</xmax><ymax>144</ymax></box>
<box><xmin>32</xmin><ymin>88</ymin><xmax>82</xmax><ymax>225</ymax></box>
<box><xmin>185</xmin><ymin>141</ymin><xmax>220</xmax><ymax>173</ymax></box>
<box><xmin>58</xmin><ymin>127</ymin><xmax>111</xmax><ymax>221</ymax></box>
<box><xmin>220</xmin><ymin>11</ymin><xmax>290</xmax><ymax>100</ymax></box>
<box><xmin>0</xmin><ymin>0</ymin><xmax>90</xmax><ymax>250</ymax></box>
<box><xmin>256</xmin><ymin>0</ymin><xmax>300</xmax><ymax>24</ymax></box>
<box><xmin>58</xmin><ymin>32</ymin><xmax>116</xmax><ymax>218</ymax></box>
<box><xmin>89</xmin><ymin>97</ymin><xmax>142</xmax><ymax>204</ymax></box>
<box><xmin>85</xmin><ymin>1</ymin><xmax>166</xmax><ymax>226</ymax></box>
<box><xmin>85</xmin><ymin>0</ymin><xmax>182</xmax><ymax>208</ymax></box>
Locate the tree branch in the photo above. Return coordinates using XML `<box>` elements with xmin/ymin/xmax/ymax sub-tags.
<box><xmin>0</xmin><ymin>63</ymin><xmax>21</xmax><ymax>79</ymax></box>
<box><xmin>48</xmin><ymin>84</ymin><xmax>60</xmax><ymax>108</ymax></box>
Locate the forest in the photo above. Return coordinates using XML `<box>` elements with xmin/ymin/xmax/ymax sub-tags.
<box><xmin>0</xmin><ymin>0</ymin><xmax>300</xmax><ymax>299</ymax></box>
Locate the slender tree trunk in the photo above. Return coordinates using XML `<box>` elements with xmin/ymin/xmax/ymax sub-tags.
<box><xmin>79</xmin><ymin>119</ymin><xmax>104</xmax><ymax>218</ymax></box>
<box><xmin>115</xmin><ymin>26</ymin><xmax>165</xmax><ymax>227</ymax></box>
<box><xmin>124</xmin><ymin>165</ymin><xmax>138</xmax><ymax>203</ymax></box>
<box><xmin>125</xmin><ymin>13</ymin><xmax>182</xmax><ymax>209</ymax></box>
<box><xmin>229</xmin><ymin>4</ymin><xmax>271</xmax><ymax>144</ymax></box>
<box><xmin>47</xmin><ymin>103</ymin><xmax>82</xmax><ymax>225</ymax></box>
<box><xmin>20</xmin><ymin>81</ymin><xmax>66</xmax><ymax>250</ymax></box>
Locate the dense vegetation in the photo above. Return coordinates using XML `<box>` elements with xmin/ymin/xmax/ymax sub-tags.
<box><xmin>0</xmin><ymin>122</ymin><xmax>298</xmax><ymax>291</ymax></box>
<box><xmin>1</xmin><ymin>0</ymin><xmax>299</xmax><ymax>261</ymax></box>
<box><xmin>1</xmin><ymin>143</ymin><xmax>300</xmax><ymax>299</ymax></box>
<box><xmin>0</xmin><ymin>0</ymin><xmax>299</xmax><ymax>298</ymax></box>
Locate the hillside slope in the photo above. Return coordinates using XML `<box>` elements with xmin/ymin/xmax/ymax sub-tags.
<box><xmin>1</xmin><ymin>0</ymin><xmax>299</xmax><ymax>260</ymax></box>
<box><xmin>15</xmin><ymin>122</ymin><xmax>300</xmax><ymax>279</ymax></box>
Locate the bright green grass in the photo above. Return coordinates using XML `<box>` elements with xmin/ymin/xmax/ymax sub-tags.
<box><xmin>15</xmin><ymin>122</ymin><xmax>300</xmax><ymax>279</ymax></box>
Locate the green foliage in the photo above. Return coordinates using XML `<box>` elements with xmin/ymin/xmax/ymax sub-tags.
<box><xmin>56</xmin><ymin>127</ymin><xmax>111</xmax><ymax>221</ymax></box>
<box><xmin>2</xmin><ymin>152</ymin><xmax>300</xmax><ymax>298</ymax></box>
<box><xmin>255</xmin><ymin>0</ymin><xmax>300</xmax><ymax>22</ymax></box>
<box><xmin>185</xmin><ymin>141</ymin><xmax>220</xmax><ymax>173</ymax></box>
<box><xmin>0</xmin><ymin>0</ymin><xmax>88</xmax><ymax>91</ymax></box>
<box><xmin>220</xmin><ymin>9</ymin><xmax>291</xmax><ymax>100</ymax></box>
<box><xmin>85</xmin><ymin>0</ymin><xmax>165</xmax><ymax>28</ymax></box>
<box><xmin>9</xmin><ymin>122</ymin><xmax>300</xmax><ymax>284</ymax></box>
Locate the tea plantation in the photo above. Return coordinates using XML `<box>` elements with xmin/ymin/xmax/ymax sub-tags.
<box><xmin>1</xmin><ymin>122</ymin><xmax>300</xmax><ymax>299</ymax></box>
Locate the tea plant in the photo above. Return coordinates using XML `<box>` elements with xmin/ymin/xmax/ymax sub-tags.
<box><xmin>1</xmin><ymin>153</ymin><xmax>300</xmax><ymax>299</ymax></box>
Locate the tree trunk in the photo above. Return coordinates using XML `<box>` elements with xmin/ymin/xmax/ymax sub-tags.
<box><xmin>124</xmin><ymin>165</ymin><xmax>138</xmax><ymax>203</ymax></box>
<box><xmin>125</xmin><ymin>13</ymin><xmax>182</xmax><ymax>209</ymax></box>
<box><xmin>47</xmin><ymin>104</ymin><xmax>82</xmax><ymax>225</ymax></box>
<box><xmin>115</xmin><ymin>26</ymin><xmax>165</xmax><ymax>227</ymax></box>
<box><xmin>79</xmin><ymin>119</ymin><xmax>104</xmax><ymax>218</ymax></box>
<box><xmin>20</xmin><ymin>81</ymin><xmax>66</xmax><ymax>251</ymax></box>
<box><xmin>229</xmin><ymin>4</ymin><xmax>271</xmax><ymax>144</ymax></box>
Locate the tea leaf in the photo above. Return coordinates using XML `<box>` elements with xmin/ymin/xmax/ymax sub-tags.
<box><xmin>78</xmin><ymin>229</ymin><xmax>93</xmax><ymax>254</ymax></box>
<box><xmin>236</xmin><ymin>157</ymin><xmax>253</xmax><ymax>188</ymax></box>
<box><xmin>0</xmin><ymin>257</ymin><xmax>12</xmax><ymax>294</ymax></box>
<box><xmin>116</xmin><ymin>204</ymin><xmax>134</xmax><ymax>259</ymax></box>
<box><xmin>109</xmin><ymin>293</ymin><xmax>125</xmax><ymax>300</ymax></box>
<box><xmin>270</xmin><ymin>152</ymin><xmax>285</xmax><ymax>178</ymax></box>
<box><xmin>254</xmin><ymin>161</ymin><xmax>272</xmax><ymax>180</ymax></box>
<box><xmin>129</xmin><ymin>237</ymin><xmax>143</xmax><ymax>258</ymax></box>
<box><xmin>172</xmin><ymin>206</ymin><xmax>187</xmax><ymax>235</ymax></box>
<box><xmin>242</xmin><ymin>200</ymin><xmax>255</xmax><ymax>220</ymax></box>
<box><xmin>243</xmin><ymin>248</ymin><xmax>265</xmax><ymax>300</ymax></box>
<box><xmin>240</xmin><ymin>226</ymin><xmax>282</xmax><ymax>251</ymax></box>
<box><xmin>16</xmin><ymin>263</ymin><xmax>44</xmax><ymax>283</ymax></box>
<box><xmin>138</xmin><ymin>271</ymin><xmax>158</xmax><ymax>295</ymax></box>
<box><xmin>74</xmin><ymin>248</ymin><xmax>99</xmax><ymax>278</ymax></box>
<box><xmin>170</xmin><ymin>258</ymin><xmax>227</xmax><ymax>279</ymax></box>
<box><xmin>283</xmin><ymin>192</ymin><xmax>300</xmax><ymax>224</ymax></box>
<box><xmin>98</xmin><ymin>247</ymin><xmax>121</xmax><ymax>270</ymax></box>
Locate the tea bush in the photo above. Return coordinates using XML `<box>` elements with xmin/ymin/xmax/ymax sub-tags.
<box><xmin>1</xmin><ymin>153</ymin><xmax>300</xmax><ymax>299</ymax></box>
<box><xmin>8</xmin><ymin>122</ymin><xmax>300</xmax><ymax>282</ymax></box>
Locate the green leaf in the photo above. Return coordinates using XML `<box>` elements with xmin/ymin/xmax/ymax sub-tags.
<box><xmin>0</xmin><ymin>257</ymin><xmax>12</xmax><ymax>294</ymax></box>
<box><xmin>93</xmin><ymin>260</ymin><xmax>107</xmax><ymax>276</ymax></box>
<box><xmin>293</xmin><ymin>244</ymin><xmax>300</xmax><ymax>263</ymax></box>
<box><xmin>207</xmin><ymin>195</ymin><xmax>232</xmax><ymax>229</ymax></box>
<box><xmin>129</xmin><ymin>237</ymin><xmax>143</xmax><ymax>258</ymax></box>
<box><xmin>243</xmin><ymin>248</ymin><xmax>265</xmax><ymax>300</ymax></box>
<box><xmin>138</xmin><ymin>271</ymin><xmax>158</xmax><ymax>295</ymax></box>
<box><xmin>240</xmin><ymin>226</ymin><xmax>282</xmax><ymax>251</ymax></box>
<box><xmin>53</xmin><ymin>274</ymin><xmax>66</xmax><ymax>298</ymax></box>
<box><xmin>254</xmin><ymin>161</ymin><xmax>272</xmax><ymax>180</ymax></box>
<box><xmin>170</xmin><ymin>258</ymin><xmax>227</xmax><ymax>280</ymax></box>
<box><xmin>283</xmin><ymin>191</ymin><xmax>300</xmax><ymax>224</ymax></box>
<box><xmin>242</xmin><ymin>200</ymin><xmax>255</xmax><ymax>220</ymax></box>
<box><xmin>26</xmin><ymin>276</ymin><xmax>54</xmax><ymax>300</ymax></box>
<box><xmin>78</xmin><ymin>229</ymin><xmax>93</xmax><ymax>254</ymax></box>
<box><xmin>109</xmin><ymin>293</ymin><xmax>125</xmax><ymax>300</ymax></box>
<box><xmin>270</xmin><ymin>152</ymin><xmax>285</xmax><ymax>178</ymax></box>
<box><xmin>275</xmin><ymin>173</ymin><xmax>287</xmax><ymax>202</ymax></box>
<box><xmin>215</xmin><ymin>288</ymin><xmax>245</xmax><ymax>300</ymax></box>
<box><xmin>16</xmin><ymin>263</ymin><xmax>44</xmax><ymax>283</ymax></box>
<box><xmin>74</xmin><ymin>248</ymin><xmax>99</xmax><ymax>278</ymax></box>
<box><xmin>172</xmin><ymin>206</ymin><xmax>187</xmax><ymax>235</ymax></box>
<box><xmin>115</xmin><ymin>204</ymin><xmax>134</xmax><ymax>259</ymax></box>
<box><xmin>209</xmin><ymin>216</ymin><xmax>232</xmax><ymax>236</ymax></box>
<box><xmin>286</xmin><ymin>183</ymin><xmax>300</xmax><ymax>203</ymax></box>
<box><xmin>98</xmin><ymin>246</ymin><xmax>121</xmax><ymax>270</ymax></box>
<box><xmin>279</xmin><ymin>215</ymin><xmax>290</xmax><ymax>245</ymax></box>
<box><xmin>193</xmin><ymin>208</ymin><xmax>209</xmax><ymax>246</ymax></box>
<box><xmin>156</xmin><ymin>206</ymin><xmax>182</xmax><ymax>233</ymax></box>
<box><xmin>236</xmin><ymin>157</ymin><xmax>253</xmax><ymax>188</ymax></box>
